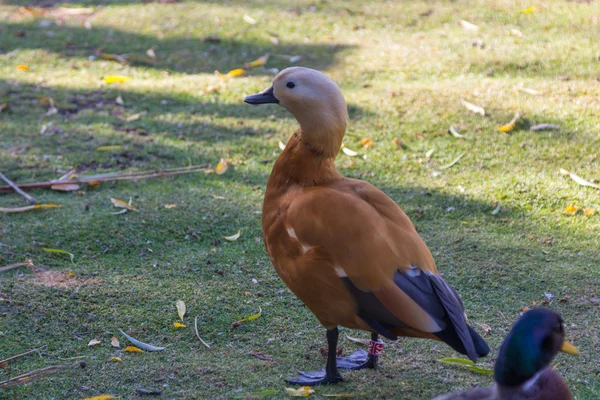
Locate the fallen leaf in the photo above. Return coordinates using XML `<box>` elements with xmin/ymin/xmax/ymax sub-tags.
<box><xmin>289</xmin><ymin>55</ymin><xmax>303</xmax><ymax>63</ymax></box>
<box><xmin>509</xmin><ymin>29</ymin><xmax>523</xmax><ymax>37</ymax></box>
<box><xmin>438</xmin><ymin>357</ymin><xmax>493</xmax><ymax>375</ymax></box>
<box><xmin>223</xmin><ymin>230</ymin><xmax>241</xmax><ymax>241</ymax></box>
<box><xmin>491</xmin><ymin>202</ymin><xmax>501</xmax><ymax>215</ymax></box>
<box><xmin>278</xmin><ymin>141</ymin><xmax>286</xmax><ymax>150</ymax></box>
<box><xmin>360</xmin><ymin>138</ymin><xmax>373</xmax><ymax>148</ymax></box>
<box><xmin>499</xmin><ymin>112</ymin><xmax>520</xmax><ymax>132</ymax></box>
<box><xmin>124</xmin><ymin>111</ymin><xmax>147</xmax><ymax>122</ymax></box>
<box><xmin>119</xmin><ymin>329</ymin><xmax>164</xmax><ymax>351</ymax></box>
<box><xmin>345</xmin><ymin>335</ymin><xmax>371</xmax><ymax>345</ymax></box>
<box><xmin>245</xmin><ymin>54</ymin><xmax>269</xmax><ymax>68</ymax></box>
<box><xmin>110</xmin><ymin>357</ymin><xmax>122</xmax><ymax>362</ymax></box>
<box><xmin>81</xmin><ymin>396</ymin><xmax>116</xmax><ymax>400</ymax></box>
<box><xmin>243</xmin><ymin>14</ymin><xmax>257</xmax><ymax>24</ymax></box>
<box><xmin>215</xmin><ymin>158</ymin><xmax>229</xmax><ymax>175</ymax></box>
<box><xmin>0</xmin><ymin>204</ymin><xmax>61</xmax><ymax>213</ymax></box>
<box><xmin>173</xmin><ymin>322</ymin><xmax>186</xmax><ymax>329</ymax></box>
<box><xmin>448</xmin><ymin>125</ymin><xmax>467</xmax><ymax>139</ymax></box>
<box><xmin>110</xmin><ymin>197</ymin><xmax>138</xmax><ymax>211</ymax></box>
<box><xmin>562</xmin><ymin>204</ymin><xmax>578</xmax><ymax>215</ymax></box>
<box><xmin>342</xmin><ymin>147</ymin><xmax>358</xmax><ymax>156</ymax></box>
<box><xmin>111</xmin><ymin>336</ymin><xmax>120</xmax><ymax>348</ymax></box>
<box><xmin>584</xmin><ymin>208</ymin><xmax>595</xmax><ymax>216</ymax></box>
<box><xmin>176</xmin><ymin>300</ymin><xmax>186</xmax><ymax>321</ymax></box>
<box><xmin>216</xmin><ymin>68</ymin><xmax>245</xmax><ymax>79</ymax></box>
<box><xmin>530</xmin><ymin>123</ymin><xmax>559</xmax><ymax>131</ymax></box>
<box><xmin>285</xmin><ymin>386</ymin><xmax>315</xmax><ymax>397</ymax></box>
<box><xmin>239</xmin><ymin>307</ymin><xmax>262</xmax><ymax>322</ymax></box>
<box><xmin>426</xmin><ymin>148</ymin><xmax>435</xmax><ymax>158</ymax></box>
<box><xmin>520</xmin><ymin>6</ymin><xmax>537</xmax><ymax>13</ymax></box>
<box><xmin>0</xmin><ymin>103</ymin><xmax>8</xmax><ymax>112</ymax></box>
<box><xmin>516</xmin><ymin>86</ymin><xmax>540</xmax><ymax>95</ymax></box>
<box><xmin>475</xmin><ymin>322</ymin><xmax>492</xmax><ymax>335</ymax></box>
<box><xmin>88</xmin><ymin>181</ymin><xmax>101</xmax><ymax>189</ymax></box>
<box><xmin>16</xmin><ymin>64</ymin><xmax>28</xmax><ymax>71</ymax></box>
<box><xmin>164</xmin><ymin>204</ymin><xmax>177</xmax><ymax>209</ymax></box>
<box><xmin>115</xmin><ymin>95</ymin><xmax>124</xmax><ymax>106</ymax></box>
<box><xmin>51</xmin><ymin>183</ymin><xmax>80</xmax><ymax>192</ymax></box>
<box><xmin>98</xmin><ymin>53</ymin><xmax>128</xmax><ymax>64</ymax></box>
<box><xmin>96</xmin><ymin>145</ymin><xmax>123</xmax><ymax>151</ymax></box>
<box><xmin>458</xmin><ymin>19</ymin><xmax>479</xmax><ymax>31</ymax></box>
<box><xmin>88</xmin><ymin>339</ymin><xmax>101</xmax><ymax>347</ymax></box>
<box><xmin>560</xmin><ymin>169</ymin><xmax>600</xmax><ymax>189</ymax></box>
<box><xmin>461</xmin><ymin>100</ymin><xmax>485</xmax><ymax>116</ymax></box>
<box><xmin>42</xmin><ymin>247</ymin><xmax>75</xmax><ymax>263</ymax></box>
<box><xmin>439</xmin><ymin>153</ymin><xmax>466</xmax><ymax>170</ymax></box>
<box><xmin>67</xmin><ymin>272</ymin><xmax>75</xmax><ymax>277</ymax></box>
<box><xmin>103</xmin><ymin>76</ymin><xmax>130</xmax><ymax>84</ymax></box>
<box><xmin>124</xmin><ymin>346</ymin><xmax>143</xmax><ymax>353</ymax></box>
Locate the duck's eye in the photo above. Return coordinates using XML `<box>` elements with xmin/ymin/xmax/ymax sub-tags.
<box><xmin>286</xmin><ymin>82</ymin><xmax>296</xmax><ymax>89</ymax></box>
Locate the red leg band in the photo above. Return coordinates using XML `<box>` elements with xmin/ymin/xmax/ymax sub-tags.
<box><xmin>368</xmin><ymin>339</ymin><xmax>384</xmax><ymax>356</ymax></box>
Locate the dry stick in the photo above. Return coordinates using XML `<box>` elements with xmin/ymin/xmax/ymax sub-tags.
<box><xmin>0</xmin><ymin>172</ymin><xmax>37</xmax><ymax>204</ymax></box>
<box><xmin>0</xmin><ymin>361</ymin><xmax>81</xmax><ymax>388</ymax></box>
<box><xmin>0</xmin><ymin>259</ymin><xmax>35</xmax><ymax>273</ymax></box>
<box><xmin>0</xmin><ymin>165</ymin><xmax>209</xmax><ymax>193</ymax></box>
<box><xmin>0</xmin><ymin>346</ymin><xmax>47</xmax><ymax>365</ymax></box>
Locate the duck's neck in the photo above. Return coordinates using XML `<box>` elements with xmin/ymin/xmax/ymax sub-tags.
<box><xmin>268</xmin><ymin>130</ymin><xmax>343</xmax><ymax>189</ymax></box>
<box><xmin>494</xmin><ymin>332</ymin><xmax>542</xmax><ymax>387</ymax></box>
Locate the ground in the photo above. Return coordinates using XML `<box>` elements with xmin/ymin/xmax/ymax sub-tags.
<box><xmin>0</xmin><ymin>0</ymin><xmax>599</xmax><ymax>399</ymax></box>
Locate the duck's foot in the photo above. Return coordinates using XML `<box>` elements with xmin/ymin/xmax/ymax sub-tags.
<box><xmin>336</xmin><ymin>350</ymin><xmax>378</xmax><ymax>370</ymax></box>
<box><xmin>285</xmin><ymin>370</ymin><xmax>344</xmax><ymax>386</ymax></box>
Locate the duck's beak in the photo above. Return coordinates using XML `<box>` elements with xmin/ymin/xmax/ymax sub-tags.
<box><xmin>244</xmin><ymin>86</ymin><xmax>279</xmax><ymax>105</ymax></box>
<box><xmin>560</xmin><ymin>340</ymin><xmax>580</xmax><ymax>356</ymax></box>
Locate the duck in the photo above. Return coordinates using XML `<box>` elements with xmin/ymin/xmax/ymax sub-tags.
<box><xmin>244</xmin><ymin>67</ymin><xmax>489</xmax><ymax>386</ymax></box>
<box><xmin>432</xmin><ymin>308</ymin><xmax>579</xmax><ymax>400</ymax></box>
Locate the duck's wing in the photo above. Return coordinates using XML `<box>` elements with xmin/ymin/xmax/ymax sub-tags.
<box><xmin>286</xmin><ymin>179</ymin><xmax>488</xmax><ymax>361</ymax></box>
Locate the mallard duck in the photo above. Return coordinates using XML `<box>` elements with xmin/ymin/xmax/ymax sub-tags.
<box><xmin>433</xmin><ymin>308</ymin><xmax>579</xmax><ymax>400</ymax></box>
<box><xmin>245</xmin><ymin>67</ymin><xmax>489</xmax><ymax>385</ymax></box>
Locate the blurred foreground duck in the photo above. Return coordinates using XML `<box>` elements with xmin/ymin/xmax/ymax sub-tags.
<box><xmin>433</xmin><ymin>308</ymin><xmax>579</xmax><ymax>400</ymax></box>
<box><xmin>245</xmin><ymin>67</ymin><xmax>489</xmax><ymax>385</ymax></box>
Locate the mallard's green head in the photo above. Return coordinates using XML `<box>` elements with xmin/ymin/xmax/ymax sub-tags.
<box><xmin>494</xmin><ymin>308</ymin><xmax>579</xmax><ymax>386</ymax></box>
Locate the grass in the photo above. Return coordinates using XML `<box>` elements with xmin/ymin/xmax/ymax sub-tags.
<box><xmin>0</xmin><ymin>0</ymin><xmax>599</xmax><ymax>398</ymax></box>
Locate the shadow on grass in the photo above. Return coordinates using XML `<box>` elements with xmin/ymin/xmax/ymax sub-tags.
<box><xmin>1</xmin><ymin>18</ymin><xmax>353</xmax><ymax>75</ymax></box>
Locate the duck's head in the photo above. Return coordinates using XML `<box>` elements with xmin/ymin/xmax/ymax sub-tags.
<box><xmin>245</xmin><ymin>67</ymin><xmax>348</xmax><ymax>158</ymax></box>
<box><xmin>494</xmin><ymin>308</ymin><xmax>579</xmax><ymax>387</ymax></box>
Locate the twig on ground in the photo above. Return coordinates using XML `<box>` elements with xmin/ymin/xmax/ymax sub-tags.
<box><xmin>0</xmin><ymin>172</ymin><xmax>37</xmax><ymax>204</ymax></box>
<box><xmin>194</xmin><ymin>317</ymin><xmax>211</xmax><ymax>348</ymax></box>
<box><xmin>0</xmin><ymin>259</ymin><xmax>35</xmax><ymax>274</ymax></box>
<box><xmin>0</xmin><ymin>361</ymin><xmax>83</xmax><ymax>388</ymax></box>
<box><xmin>0</xmin><ymin>165</ymin><xmax>209</xmax><ymax>193</ymax></box>
<box><xmin>0</xmin><ymin>346</ymin><xmax>47</xmax><ymax>366</ymax></box>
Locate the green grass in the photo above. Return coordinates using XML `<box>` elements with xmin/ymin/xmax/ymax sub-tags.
<box><xmin>1</xmin><ymin>0</ymin><xmax>599</xmax><ymax>398</ymax></box>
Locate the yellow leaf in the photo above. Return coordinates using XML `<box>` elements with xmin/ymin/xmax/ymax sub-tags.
<box><xmin>244</xmin><ymin>54</ymin><xmax>269</xmax><ymax>68</ymax></box>
<box><xmin>215</xmin><ymin>158</ymin><xmax>229</xmax><ymax>175</ymax></box>
<box><xmin>42</xmin><ymin>247</ymin><xmax>75</xmax><ymax>263</ymax></box>
<box><xmin>110</xmin><ymin>197</ymin><xmax>138</xmax><ymax>211</ymax></box>
<box><xmin>562</xmin><ymin>204</ymin><xmax>578</xmax><ymax>215</ymax></box>
<box><xmin>164</xmin><ymin>204</ymin><xmax>177</xmax><ymax>209</ymax></box>
<box><xmin>520</xmin><ymin>6</ymin><xmax>537</xmax><ymax>13</ymax></box>
<box><xmin>360</xmin><ymin>138</ymin><xmax>373</xmax><ymax>148</ymax></box>
<box><xmin>16</xmin><ymin>64</ymin><xmax>28</xmax><ymax>71</ymax></box>
<box><xmin>0</xmin><ymin>204</ymin><xmax>61</xmax><ymax>213</ymax></box>
<box><xmin>173</xmin><ymin>322</ymin><xmax>187</xmax><ymax>329</ymax></box>
<box><xmin>67</xmin><ymin>272</ymin><xmax>75</xmax><ymax>277</ymax></box>
<box><xmin>461</xmin><ymin>100</ymin><xmax>485</xmax><ymax>116</ymax></box>
<box><xmin>238</xmin><ymin>307</ymin><xmax>262</xmax><ymax>323</ymax></box>
<box><xmin>285</xmin><ymin>386</ymin><xmax>315</xmax><ymax>397</ymax></box>
<box><xmin>111</xmin><ymin>336</ymin><xmax>120</xmax><ymax>348</ymax></box>
<box><xmin>176</xmin><ymin>300</ymin><xmax>186</xmax><ymax>321</ymax></box>
<box><xmin>88</xmin><ymin>339</ymin><xmax>101</xmax><ymax>346</ymax></box>
<box><xmin>223</xmin><ymin>229</ymin><xmax>241</xmax><ymax>241</ymax></box>
<box><xmin>584</xmin><ymin>208</ymin><xmax>595</xmax><ymax>216</ymax></box>
<box><xmin>499</xmin><ymin>112</ymin><xmax>520</xmax><ymax>132</ymax></box>
<box><xmin>216</xmin><ymin>68</ymin><xmax>246</xmax><ymax>80</ymax></box>
<box><xmin>124</xmin><ymin>346</ymin><xmax>143</xmax><ymax>353</ymax></box>
<box><xmin>103</xmin><ymin>76</ymin><xmax>131</xmax><ymax>84</ymax></box>
<box><xmin>110</xmin><ymin>357</ymin><xmax>122</xmax><ymax>363</ymax></box>
<box><xmin>51</xmin><ymin>183</ymin><xmax>80</xmax><ymax>192</ymax></box>
<box><xmin>81</xmin><ymin>395</ymin><xmax>116</xmax><ymax>400</ymax></box>
<box><xmin>96</xmin><ymin>145</ymin><xmax>123</xmax><ymax>151</ymax></box>
<box><xmin>88</xmin><ymin>181</ymin><xmax>101</xmax><ymax>189</ymax></box>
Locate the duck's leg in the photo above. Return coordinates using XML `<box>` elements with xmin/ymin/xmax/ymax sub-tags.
<box><xmin>336</xmin><ymin>332</ymin><xmax>381</xmax><ymax>370</ymax></box>
<box><xmin>285</xmin><ymin>328</ymin><xmax>344</xmax><ymax>386</ymax></box>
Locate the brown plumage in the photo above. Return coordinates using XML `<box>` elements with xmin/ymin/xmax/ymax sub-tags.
<box><xmin>245</xmin><ymin>67</ymin><xmax>489</xmax><ymax>385</ymax></box>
